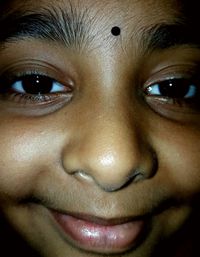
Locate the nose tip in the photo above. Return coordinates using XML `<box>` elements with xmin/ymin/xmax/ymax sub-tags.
<box><xmin>83</xmin><ymin>146</ymin><xmax>146</xmax><ymax>189</ymax></box>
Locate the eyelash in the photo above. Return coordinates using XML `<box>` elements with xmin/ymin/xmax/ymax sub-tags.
<box><xmin>0</xmin><ymin>71</ymin><xmax>73</xmax><ymax>104</ymax></box>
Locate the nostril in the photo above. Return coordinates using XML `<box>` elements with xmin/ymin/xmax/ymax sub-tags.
<box><xmin>72</xmin><ymin>170</ymin><xmax>94</xmax><ymax>183</ymax></box>
<box><xmin>70</xmin><ymin>168</ymin><xmax>145</xmax><ymax>192</ymax></box>
<box><xmin>130</xmin><ymin>170</ymin><xmax>145</xmax><ymax>183</ymax></box>
<box><xmin>98</xmin><ymin>170</ymin><xmax>146</xmax><ymax>193</ymax></box>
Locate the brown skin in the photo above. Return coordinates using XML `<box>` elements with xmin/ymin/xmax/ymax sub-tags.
<box><xmin>0</xmin><ymin>0</ymin><xmax>200</xmax><ymax>256</ymax></box>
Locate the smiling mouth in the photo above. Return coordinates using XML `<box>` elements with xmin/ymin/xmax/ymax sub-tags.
<box><xmin>50</xmin><ymin>210</ymin><xmax>150</xmax><ymax>254</ymax></box>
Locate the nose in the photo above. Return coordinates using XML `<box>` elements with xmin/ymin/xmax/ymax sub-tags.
<box><xmin>62</xmin><ymin>100</ymin><xmax>157</xmax><ymax>192</ymax></box>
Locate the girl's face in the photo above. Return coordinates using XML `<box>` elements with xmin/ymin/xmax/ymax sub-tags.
<box><xmin>0</xmin><ymin>0</ymin><xmax>200</xmax><ymax>256</ymax></box>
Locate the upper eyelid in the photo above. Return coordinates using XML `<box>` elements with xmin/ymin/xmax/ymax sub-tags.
<box><xmin>146</xmin><ymin>77</ymin><xmax>197</xmax><ymax>88</ymax></box>
<box><xmin>0</xmin><ymin>71</ymin><xmax>70</xmax><ymax>89</ymax></box>
<box><xmin>143</xmin><ymin>63</ymin><xmax>200</xmax><ymax>85</ymax></box>
<box><xmin>11</xmin><ymin>74</ymin><xmax>61</xmax><ymax>86</ymax></box>
<box><xmin>11</xmin><ymin>72</ymin><xmax>57</xmax><ymax>82</ymax></box>
<box><xmin>0</xmin><ymin>59</ymin><xmax>76</xmax><ymax>85</ymax></box>
<box><xmin>2</xmin><ymin>70</ymin><xmax>54</xmax><ymax>79</ymax></box>
<box><xmin>144</xmin><ymin>71</ymin><xmax>199</xmax><ymax>89</ymax></box>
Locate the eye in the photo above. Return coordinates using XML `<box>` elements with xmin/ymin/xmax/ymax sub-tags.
<box><xmin>0</xmin><ymin>72</ymin><xmax>74</xmax><ymax>112</ymax></box>
<box><xmin>10</xmin><ymin>74</ymin><xmax>66</xmax><ymax>94</ymax></box>
<box><xmin>144</xmin><ymin>77</ymin><xmax>200</xmax><ymax>121</ymax></box>
<box><xmin>145</xmin><ymin>79</ymin><xmax>198</xmax><ymax>99</ymax></box>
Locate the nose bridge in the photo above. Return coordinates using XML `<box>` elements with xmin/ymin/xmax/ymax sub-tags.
<box><xmin>83</xmin><ymin>110</ymin><xmax>141</xmax><ymax>187</ymax></box>
<box><xmin>84</xmin><ymin>104</ymin><xmax>140</xmax><ymax>175</ymax></box>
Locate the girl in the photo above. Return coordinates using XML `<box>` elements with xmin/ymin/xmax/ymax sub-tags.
<box><xmin>0</xmin><ymin>0</ymin><xmax>200</xmax><ymax>256</ymax></box>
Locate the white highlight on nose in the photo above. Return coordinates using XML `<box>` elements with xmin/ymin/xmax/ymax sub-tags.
<box><xmin>99</xmin><ymin>152</ymin><xmax>115</xmax><ymax>167</ymax></box>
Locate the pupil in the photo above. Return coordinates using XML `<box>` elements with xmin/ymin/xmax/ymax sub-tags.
<box><xmin>22</xmin><ymin>75</ymin><xmax>53</xmax><ymax>94</ymax></box>
<box><xmin>159</xmin><ymin>79</ymin><xmax>190</xmax><ymax>98</ymax></box>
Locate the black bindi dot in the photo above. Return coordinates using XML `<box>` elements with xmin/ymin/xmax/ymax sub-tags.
<box><xmin>111</xmin><ymin>26</ymin><xmax>121</xmax><ymax>36</ymax></box>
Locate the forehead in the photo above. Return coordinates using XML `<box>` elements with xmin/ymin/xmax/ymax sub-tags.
<box><xmin>3</xmin><ymin>0</ymin><xmax>183</xmax><ymax>25</ymax></box>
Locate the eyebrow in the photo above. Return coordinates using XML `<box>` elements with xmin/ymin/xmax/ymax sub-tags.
<box><xmin>141</xmin><ymin>22</ymin><xmax>200</xmax><ymax>52</ymax></box>
<box><xmin>0</xmin><ymin>6</ymin><xmax>93</xmax><ymax>51</ymax></box>
<box><xmin>0</xmin><ymin>7</ymin><xmax>200</xmax><ymax>53</ymax></box>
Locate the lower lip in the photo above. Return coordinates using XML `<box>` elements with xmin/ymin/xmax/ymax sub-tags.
<box><xmin>52</xmin><ymin>211</ymin><xmax>146</xmax><ymax>253</ymax></box>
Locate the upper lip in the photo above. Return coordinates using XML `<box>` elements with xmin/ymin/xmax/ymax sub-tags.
<box><xmin>50</xmin><ymin>209</ymin><xmax>149</xmax><ymax>226</ymax></box>
<box><xmin>25</xmin><ymin>196</ymin><xmax>151</xmax><ymax>225</ymax></box>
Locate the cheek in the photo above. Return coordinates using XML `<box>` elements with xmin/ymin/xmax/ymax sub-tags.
<box><xmin>0</xmin><ymin>116</ymin><xmax>62</xmax><ymax>202</ymax></box>
<box><xmin>153</xmin><ymin>125</ymin><xmax>200</xmax><ymax>197</ymax></box>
